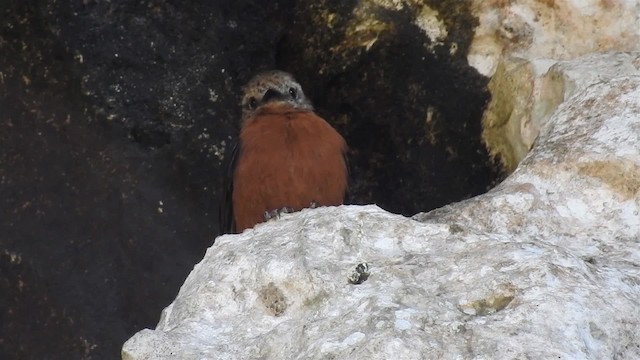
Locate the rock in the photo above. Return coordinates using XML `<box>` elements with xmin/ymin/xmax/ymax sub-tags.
<box><xmin>122</xmin><ymin>54</ymin><xmax>640</xmax><ymax>359</ymax></box>
<box><xmin>481</xmin><ymin>57</ymin><xmax>536</xmax><ymax>172</ymax></box>
<box><xmin>470</xmin><ymin>0</ymin><xmax>640</xmax><ymax>171</ymax></box>
<box><xmin>0</xmin><ymin>250</ymin><xmax>93</xmax><ymax>358</ymax></box>
<box><xmin>482</xmin><ymin>52</ymin><xmax>640</xmax><ymax>171</ymax></box>
<box><xmin>468</xmin><ymin>0</ymin><xmax>640</xmax><ymax>77</ymax></box>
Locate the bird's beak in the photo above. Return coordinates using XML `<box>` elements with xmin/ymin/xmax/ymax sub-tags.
<box><xmin>262</xmin><ymin>88</ymin><xmax>286</xmax><ymax>103</ymax></box>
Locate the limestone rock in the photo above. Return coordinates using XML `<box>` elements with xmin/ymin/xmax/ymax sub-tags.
<box><xmin>470</xmin><ymin>0</ymin><xmax>640</xmax><ymax>171</ymax></box>
<box><xmin>469</xmin><ymin>0</ymin><xmax>640</xmax><ymax>76</ymax></box>
<box><xmin>122</xmin><ymin>56</ymin><xmax>640</xmax><ymax>359</ymax></box>
<box><xmin>483</xmin><ymin>52</ymin><xmax>640</xmax><ymax>171</ymax></box>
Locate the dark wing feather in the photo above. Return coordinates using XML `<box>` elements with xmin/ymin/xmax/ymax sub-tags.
<box><xmin>342</xmin><ymin>146</ymin><xmax>351</xmax><ymax>205</ymax></box>
<box><xmin>218</xmin><ymin>139</ymin><xmax>240</xmax><ymax>235</ymax></box>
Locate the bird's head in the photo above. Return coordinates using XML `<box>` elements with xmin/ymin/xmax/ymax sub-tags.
<box><xmin>241</xmin><ymin>70</ymin><xmax>313</xmax><ymax>124</ymax></box>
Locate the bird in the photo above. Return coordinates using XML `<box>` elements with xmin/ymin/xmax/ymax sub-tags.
<box><xmin>220</xmin><ymin>70</ymin><xmax>348</xmax><ymax>234</ymax></box>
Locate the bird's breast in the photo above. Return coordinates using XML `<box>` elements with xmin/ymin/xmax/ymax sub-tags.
<box><xmin>232</xmin><ymin>107</ymin><xmax>347</xmax><ymax>232</ymax></box>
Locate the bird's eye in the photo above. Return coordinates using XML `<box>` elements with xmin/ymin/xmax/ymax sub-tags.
<box><xmin>288</xmin><ymin>87</ymin><xmax>297</xmax><ymax>99</ymax></box>
<box><xmin>248</xmin><ymin>97</ymin><xmax>258</xmax><ymax>110</ymax></box>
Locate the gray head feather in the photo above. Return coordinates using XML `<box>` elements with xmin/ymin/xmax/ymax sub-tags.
<box><xmin>241</xmin><ymin>70</ymin><xmax>313</xmax><ymax>124</ymax></box>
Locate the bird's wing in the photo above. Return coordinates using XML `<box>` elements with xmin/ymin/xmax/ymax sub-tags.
<box><xmin>342</xmin><ymin>147</ymin><xmax>352</xmax><ymax>205</ymax></box>
<box><xmin>219</xmin><ymin>139</ymin><xmax>240</xmax><ymax>235</ymax></box>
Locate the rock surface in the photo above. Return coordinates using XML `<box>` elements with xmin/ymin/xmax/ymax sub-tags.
<box><xmin>483</xmin><ymin>52</ymin><xmax>640</xmax><ymax>171</ymax></box>
<box><xmin>123</xmin><ymin>53</ymin><xmax>640</xmax><ymax>359</ymax></box>
<box><xmin>469</xmin><ymin>0</ymin><xmax>640</xmax><ymax>77</ymax></box>
<box><xmin>469</xmin><ymin>0</ymin><xmax>640</xmax><ymax>171</ymax></box>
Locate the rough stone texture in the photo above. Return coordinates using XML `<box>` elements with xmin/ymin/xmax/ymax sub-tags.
<box><xmin>122</xmin><ymin>54</ymin><xmax>640</xmax><ymax>359</ymax></box>
<box><xmin>469</xmin><ymin>0</ymin><xmax>640</xmax><ymax>77</ymax></box>
<box><xmin>483</xmin><ymin>52</ymin><xmax>640</xmax><ymax>171</ymax></box>
<box><xmin>471</xmin><ymin>0</ymin><xmax>640</xmax><ymax>171</ymax></box>
<box><xmin>481</xmin><ymin>57</ymin><xmax>535</xmax><ymax>171</ymax></box>
<box><xmin>1</xmin><ymin>1</ymin><xmax>499</xmax><ymax>358</ymax></box>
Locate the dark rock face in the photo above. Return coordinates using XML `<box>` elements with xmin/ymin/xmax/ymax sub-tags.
<box><xmin>0</xmin><ymin>0</ymin><xmax>501</xmax><ymax>358</ymax></box>
<box><xmin>280</xmin><ymin>2</ymin><xmax>498</xmax><ymax>215</ymax></box>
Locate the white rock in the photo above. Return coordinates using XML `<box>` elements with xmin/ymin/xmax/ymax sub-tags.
<box><xmin>123</xmin><ymin>54</ymin><xmax>640</xmax><ymax>359</ymax></box>
<box><xmin>469</xmin><ymin>0</ymin><xmax>640</xmax><ymax>76</ymax></box>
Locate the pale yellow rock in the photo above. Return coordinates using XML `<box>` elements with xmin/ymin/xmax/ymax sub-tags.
<box><xmin>469</xmin><ymin>0</ymin><xmax>640</xmax><ymax>77</ymax></box>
